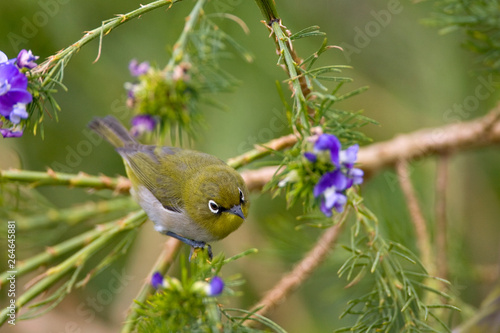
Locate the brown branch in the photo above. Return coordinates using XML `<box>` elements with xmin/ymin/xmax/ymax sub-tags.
<box><xmin>244</xmin><ymin>218</ymin><xmax>345</xmax><ymax>326</ymax></box>
<box><xmin>435</xmin><ymin>154</ymin><xmax>449</xmax><ymax>280</ymax></box>
<box><xmin>395</xmin><ymin>159</ymin><xmax>434</xmax><ymax>275</ymax></box>
<box><xmin>240</xmin><ymin>107</ymin><xmax>500</xmax><ymax>191</ymax></box>
<box><xmin>240</xmin><ymin>166</ymin><xmax>278</xmax><ymax>192</ymax></box>
<box><xmin>358</xmin><ymin>107</ymin><xmax>500</xmax><ymax>178</ymax></box>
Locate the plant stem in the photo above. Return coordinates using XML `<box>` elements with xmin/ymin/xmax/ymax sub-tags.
<box><xmin>395</xmin><ymin>159</ymin><xmax>434</xmax><ymax>276</ymax></box>
<box><xmin>0</xmin><ymin>210</ymin><xmax>147</xmax><ymax>326</ymax></box>
<box><xmin>435</xmin><ymin>154</ymin><xmax>449</xmax><ymax>280</ymax></box>
<box><xmin>0</xmin><ymin>211</ymin><xmax>139</xmax><ymax>286</ymax></box>
<box><xmin>0</xmin><ymin>169</ymin><xmax>130</xmax><ymax>192</ymax></box>
<box><xmin>227</xmin><ymin>132</ymin><xmax>299</xmax><ymax>169</ymax></box>
<box><xmin>253</xmin><ymin>0</ymin><xmax>279</xmax><ymax>23</ymax></box>
<box><xmin>16</xmin><ymin>197</ymin><xmax>136</xmax><ymax>230</ymax></box>
<box><xmin>165</xmin><ymin>0</ymin><xmax>207</xmax><ymax>72</ymax></box>
<box><xmin>35</xmin><ymin>0</ymin><xmax>183</xmax><ymax>82</ymax></box>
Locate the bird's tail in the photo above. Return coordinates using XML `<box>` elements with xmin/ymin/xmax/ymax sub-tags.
<box><xmin>89</xmin><ymin>116</ymin><xmax>136</xmax><ymax>148</ymax></box>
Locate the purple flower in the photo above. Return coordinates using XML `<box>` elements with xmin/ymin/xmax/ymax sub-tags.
<box><xmin>347</xmin><ymin>168</ymin><xmax>364</xmax><ymax>186</ymax></box>
<box><xmin>16</xmin><ymin>50</ymin><xmax>39</xmax><ymax>69</ymax></box>
<box><xmin>0</xmin><ymin>51</ymin><xmax>8</xmax><ymax>64</ymax></box>
<box><xmin>320</xmin><ymin>191</ymin><xmax>347</xmax><ymax>216</ymax></box>
<box><xmin>207</xmin><ymin>276</ymin><xmax>224</xmax><ymax>296</ymax></box>
<box><xmin>314</xmin><ymin>170</ymin><xmax>349</xmax><ymax>216</ymax></box>
<box><xmin>0</xmin><ymin>128</ymin><xmax>23</xmax><ymax>138</ymax></box>
<box><xmin>9</xmin><ymin>103</ymin><xmax>29</xmax><ymax>124</ymax></box>
<box><xmin>314</xmin><ymin>134</ymin><xmax>341</xmax><ymax>166</ymax></box>
<box><xmin>304</xmin><ymin>151</ymin><xmax>317</xmax><ymax>163</ymax></box>
<box><xmin>129</xmin><ymin>59</ymin><xmax>150</xmax><ymax>77</ymax></box>
<box><xmin>130</xmin><ymin>114</ymin><xmax>156</xmax><ymax>137</ymax></box>
<box><xmin>305</xmin><ymin>133</ymin><xmax>364</xmax><ymax>216</ymax></box>
<box><xmin>151</xmin><ymin>272</ymin><xmax>164</xmax><ymax>289</ymax></box>
<box><xmin>339</xmin><ymin>144</ymin><xmax>359</xmax><ymax>168</ymax></box>
<box><xmin>0</xmin><ymin>63</ymin><xmax>32</xmax><ymax>118</ymax></box>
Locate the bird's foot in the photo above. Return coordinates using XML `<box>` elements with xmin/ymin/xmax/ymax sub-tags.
<box><xmin>166</xmin><ymin>231</ymin><xmax>213</xmax><ymax>261</ymax></box>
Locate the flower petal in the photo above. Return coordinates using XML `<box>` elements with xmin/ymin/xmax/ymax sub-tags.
<box><xmin>130</xmin><ymin>114</ymin><xmax>156</xmax><ymax>137</ymax></box>
<box><xmin>304</xmin><ymin>151</ymin><xmax>317</xmax><ymax>163</ymax></box>
<box><xmin>0</xmin><ymin>90</ymin><xmax>33</xmax><ymax>117</ymax></box>
<box><xmin>16</xmin><ymin>49</ymin><xmax>39</xmax><ymax>69</ymax></box>
<box><xmin>129</xmin><ymin>59</ymin><xmax>150</xmax><ymax>77</ymax></box>
<box><xmin>0</xmin><ymin>128</ymin><xmax>23</xmax><ymax>138</ymax></box>
<box><xmin>208</xmin><ymin>276</ymin><xmax>224</xmax><ymax>296</ymax></box>
<box><xmin>315</xmin><ymin>134</ymin><xmax>340</xmax><ymax>151</ymax></box>
<box><xmin>340</xmin><ymin>144</ymin><xmax>359</xmax><ymax>168</ymax></box>
<box><xmin>348</xmin><ymin>168</ymin><xmax>364</xmax><ymax>185</ymax></box>
<box><xmin>332</xmin><ymin>193</ymin><xmax>347</xmax><ymax>213</ymax></box>
<box><xmin>320</xmin><ymin>198</ymin><xmax>333</xmax><ymax>217</ymax></box>
<box><xmin>9</xmin><ymin>103</ymin><xmax>29</xmax><ymax>124</ymax></box>
<box><xmin>0</xmin><ymin>51</ymin><xmax>8</xmax><ymax>64</ymax></box>
<box><xmin>151</xmin><ymin>272</ymin><xmax>164</xmax><ymax>289</ymax></box>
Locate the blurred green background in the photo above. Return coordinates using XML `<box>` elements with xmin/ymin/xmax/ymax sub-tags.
<box><xmin>1</xmin><ymin>0</ymin><xmax>499</xmax><ymax>332</ymax></box>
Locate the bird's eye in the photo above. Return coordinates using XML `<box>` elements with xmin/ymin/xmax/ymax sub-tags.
<box><xmin>238</xmin><ymin>188</ymin><xmax>245</xmax><ymax>203</ymax></box>
<box><xmin>208</xmin><ymin>200</ymin><xmax>220</xmax><ymax>214</ymax></box>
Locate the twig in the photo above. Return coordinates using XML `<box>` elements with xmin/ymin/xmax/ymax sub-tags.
<box><xmin>0</xmin><ymin>169</ymin><xmax>131</xmax><ymax>192</ymax></box>
<box><xmin>35</xmin><ymin>0</ymin><xmax>181</xmax><ymax>80</ymax></box>
<box><xmin>121</xmin><ymin>237</ymin><xmax>183</xmax><ymax>333</ymax></box>
<box><xmin>244</xmin><ymin>215</ymin><xmax>346</xmax><ymax>326</ymax></box>
<box><xmin>164</xmin><ymin>0</ymin><xmax>206</xmax><ymax>72</ymax></box>
<box><xmin>358</xmin><ymin>106</ymin><xmax>500</xmax><ymax>177</ymax></box>
<box><xmin>0</xmin><ymin>215</ymin><xmax>137</xmax><ymax>287</ymax></box>
<box><xmin>227</xmin><ymin>132</ymin><xmax>299</xmax><ymax>169</ymax></box>
<box><xmin>395</xmin><ymin>159</ymin><xmax>434</xmax><ymax>275</ymax></box>
<box><xmin>16</xmin><ymin>197</ymin><xmax>136</xmax><ymax>230</ymax></box>
<box><xmin>435</xmin><ymin>154</ymin><xmax>449</xmax><ymax>280</ymax></box>
<box><xmin>240</xmin><ymin>166</ymin><xmax>279</xmax><ymax>192</ymax></box>
<box><xmin>0</xmin><ymin>210</ymin><xmax>147</xmax><ymax>326</ymax></box>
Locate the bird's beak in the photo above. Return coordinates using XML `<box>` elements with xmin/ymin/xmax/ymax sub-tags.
<box><xmin>228</xmin><ymin>204</ymin><xmax>245</xmax><ymax>220</ymax></box>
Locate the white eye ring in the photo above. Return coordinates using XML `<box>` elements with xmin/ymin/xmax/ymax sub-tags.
<box><xmin>238</xmin><ymin>188</ymin><xmax>244</xmax><ymax>202</ymax></box>
<box><xmin>208</xmin><ymin>200</ymin><xmax>220</xmax><ymax>214</ymax></box>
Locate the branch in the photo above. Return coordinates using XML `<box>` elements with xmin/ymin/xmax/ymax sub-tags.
<box><xmin>240</xmin><ymin>166</ymin><xmax>279</xmax><ymax>192</ymax></box>
<box><xmin>238</xmin><ymin>107</ymin><xmax>500</xmax><ymax>190</ymax></box>
<box><xmin>0</xmin><ymin>214</ymin><xmax>136</xmax><ymax>286</ymax></box>
<box><xmin>358</xmin><ymin>106</ymin><xmax>500</xmax><ymax>177</ymax></box>
<box><xmin>0</xmin><ymin>169</ymin><xmax>131</xmax><ymax>192</ymax></box>
<box><xmin>164</xmin><ymin>0</ymin><xmax>205</xmax><ymax>72</ymax></box>
<box><xmin>244</xmin><ymin>214</ymin><xmax>346</xmax><ymax>326</ymax></box>
<box><xmin>227</xmin><ymin>132</ymin><xmax>299</xmax><ymax>169</ymax></box>
<box><xmin>0</xmin><ymin>210</ymin><xmax>147</xmax><ymax>326</ymax></box>
<box><xmin>435</xmin><ymin>154</ymin><xmax>449</xmax><ymax>280</ymax></box>
<box><xmin>395</xmin><ymin>159</ymin><xmax>434</xmax><ymax>275</ymax></box>
<box><xmin>16</xmin><ymin>197</ymin><xmax>136</xmax><ymax>230</ymax></box>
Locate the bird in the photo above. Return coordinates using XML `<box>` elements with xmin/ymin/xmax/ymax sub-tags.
<box><xmin>89</xmin><ymin>116</ymin><xmax>249</xmax><ymax>260</ymax></box>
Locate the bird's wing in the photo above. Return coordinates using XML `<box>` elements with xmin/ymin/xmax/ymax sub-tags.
<box><xmin>117</xmin><ymin>145</ymin><xmax>185</xmax><ymax>212</ymax></box>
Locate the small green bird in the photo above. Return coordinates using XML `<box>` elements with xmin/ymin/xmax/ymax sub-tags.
<box><xmin>89</xmin><ymin>116</ymin><xmax>249</xmax><ymax>259</ymax></box>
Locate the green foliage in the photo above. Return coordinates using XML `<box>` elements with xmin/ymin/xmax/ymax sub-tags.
<box><xmin>128</xmin><ymin>2</ymin><xmax>251</xmax><ymax>144</ymax></box>
<box><xmin>423</xmin><ymin>0</ymin><xmax>500</xmax><ymax>74</ymax></box>
<box><xmin>134</xmin><ymin>252</ymin><xmax>282</xmax><ymax>333</ymax></box>
<box><xmin>336</xmin><ymin>197</ymin><xmax>458</xmax><ymax>332</ymax></box>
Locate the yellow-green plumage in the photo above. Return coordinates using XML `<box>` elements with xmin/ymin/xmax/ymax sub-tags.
<box><xmin>89</xmin><ymin>116</ymin><xmax>249</xmax><ymax>245</ymax></box>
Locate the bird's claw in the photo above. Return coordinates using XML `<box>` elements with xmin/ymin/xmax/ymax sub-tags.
<box><xmin>165</xmin><ymin>231</ymin><xmax>212</xmax><ymax>261</ymax></box>
<box><xmin>189</xmin><ymin>244</ymin><xmax>213</xmax><ymax>261</ymax></box>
